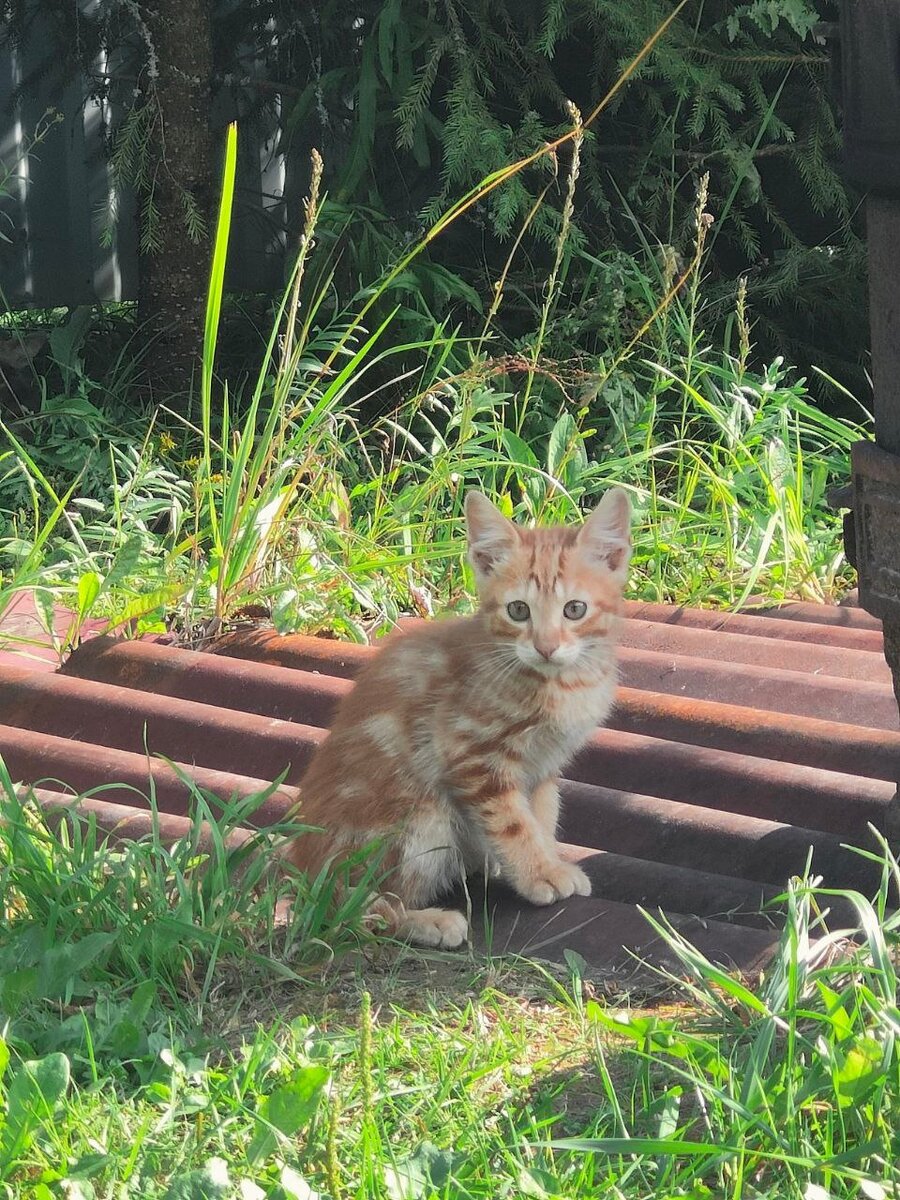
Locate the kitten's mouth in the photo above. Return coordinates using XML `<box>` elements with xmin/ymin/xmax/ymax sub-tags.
<box><xmin>521</xmin><ymin>654</ymin><xmax>581</xmax><ymax>676</ymax></box>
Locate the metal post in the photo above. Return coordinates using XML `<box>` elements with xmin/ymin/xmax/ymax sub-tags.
<box><xmin>836</xmin><ymin>2</ymin><xmax>900</xmax><ymax>839</ymax></box>
<box><xmin>868</xmin><ymin>198</ymin><xmax>900</xmax><ymax>458</ymax></box>
<box><xmin>865</xmin><ymin>200</ymin><xmax>900</xmax><ymax>839</ymax></box>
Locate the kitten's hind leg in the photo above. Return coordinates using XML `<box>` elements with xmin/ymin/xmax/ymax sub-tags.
<box><xmin>369</xmin><ymin>896</ymin><xmax>468</xmax><ymax>949</ymax></box>
<box><xmin>363</xmin><ymin>805</ymin><xmax>469</xmax><ymax>948</ymax></box>
<box><xmin>398</xmin><ymin>906</ymin><xmax>469</xmax><ymax>948</ymax></box>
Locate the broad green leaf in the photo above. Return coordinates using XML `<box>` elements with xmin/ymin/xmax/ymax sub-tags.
<box><xmin>0</xmin><ymin>1052</ymin><xmax>71</xmax><ymax>1177</ymax></box>
<box><xmin>656</xmin><ymin>1087</ymin><xmax>682</xmax><ymax>1141</ymax></box>
<box><xmin>162</xmin><ymin>1157</ymin><xmax>230</xmax><ymax>1200</ymax></box>
<box><xmin>247</xmin><ymin>1065</ymin><xmax>329</xmax><ymax>1165</ymax></box>
<box><xmin>48</xmin><ymin>305</ymin><xmax>92</xmax><ymax>376</ymax></box>
<box><xmin>816</xmin><ymin>981</ymin><xmax>854</xmax><ymax>1043</ymax></box>
<box><xmin>63</xmin><ymin>1152</ymin><xmax>111</xmax><ymax>1180</ymax></box>
<box><xmin>496</xmin><ymin>491</ymin><xmax>514</xmax><ymax>518</ymax></box>
<box><xmin>77</xmin><ymin>571</ymin><xmax>101</xmax><ymax>617</ymax></box>
<box><xmin>834</xmin><ymin>1036</ymin><xmax>884</xmax><ymax>1108</ymax></box>
<box><xmin>0</xmin><ymin>968</ymin><xmax>38</xmax><ymax>1015</ymax></box>
<box><xmin>102</xmin><ymin>584</ymin><xmax>183</xmax><ymax>632</ymax></box>
<box><xmin>339</xmin><ymin>38</ymin><xmax>379</xmax><ymax>199</ymax></box>
<box><xmin>517</xmin><ymin>1165</ymin><xmax>557</xmax><ymax>1196</ymax></box>
<box><xmin>279</xmin><ymin>1165</ymin><xmax>322</xmax><ymax>1199</ymax></box>
<box><xmin>128</xmin><ymin>979</ymin><xmax>158</xmax><ymax>1024</ymax></box>
<box><xmin>377</xmin><ymin>0</ymin><xmax>402</xmax><ymax>79</ymax></box>
<box><xmin>104</xmin><ymin>534</ymin><xmax>144</xmax><ymax>591</ymax></box>
<box><xmin>500</xmin><ymin>429</ymin><xmax>539</xmax><ymax>470</ymax></box>
<box><xmin>563</xmin><ymin>948</ymin><xmax>588</xmax><ymax>980</ymax></box>
<box><xmin>547</xmin><ymin>412</ymin><xmax>586</xmax><ymax>485</ymax></box>
<box><xmin>384</xmin><ymin>1142</ymin><xmax>462</xmax><ymax>1200</ymax></box>
<box><xmin>38</xmin><ymin>932</ymin><xmax>118</xmax><ymax>998</ymax></box>
<box><xmin>105</xmin><ymin>1019</ymin><xmax>142</xmax><ymax>1059</ymax></box>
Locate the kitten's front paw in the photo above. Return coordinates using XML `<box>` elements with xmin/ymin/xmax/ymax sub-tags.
<box><xmin>518</xmin><ymin>860</ymin><xmax>592</xmax><ymax>906</ymax></box>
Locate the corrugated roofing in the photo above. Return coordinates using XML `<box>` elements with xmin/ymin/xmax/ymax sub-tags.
<box><xmin>1</xmin><ymin>599</ymin><xmax>894</xmax><ymax>977</ymax></box>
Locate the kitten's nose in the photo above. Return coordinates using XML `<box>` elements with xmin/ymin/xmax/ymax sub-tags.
<box><xmin>534</xmin><ymin>640</ymin><xmax>559</xmax><ymax>661</ymax></box>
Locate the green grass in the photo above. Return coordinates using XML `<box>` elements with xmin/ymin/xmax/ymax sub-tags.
<box><xmin>2</xmin><ymin>769</ymin><xmax>900</xmax><ymax>1198</ymax></box>
<box><xmin>0</xmin><ymin>118</ymin><xmax>871</xmax><ymax>658</ymax></box>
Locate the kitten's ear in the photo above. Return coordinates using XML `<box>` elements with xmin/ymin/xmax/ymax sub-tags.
<box><xmin>465</xmin><ymin>491</ymin><xmax>518</xmax><ymax>577</ymax></box>
<box><xmin>577</xmin><ymin>487</ymin><xmax>632</xmax><ymax>574</ymax></box>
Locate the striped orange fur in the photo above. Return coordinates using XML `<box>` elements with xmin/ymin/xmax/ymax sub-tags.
<box><xmin>287</xmin><ymin>488</ymin><xmax>632</xmax><ymax>948</ymax></box>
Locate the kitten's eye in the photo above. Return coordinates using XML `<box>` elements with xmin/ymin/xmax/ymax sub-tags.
<box><xmin>563</xmin><ymin>600</ymin><xmax>587</xmax><ymax>620</ymax></box>
<box><xmin>506</xmin><ymin>600</ymin><xmax>531</xmax><ymax>622</ymax></box>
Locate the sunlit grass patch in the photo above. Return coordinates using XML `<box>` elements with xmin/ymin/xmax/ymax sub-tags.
<box><xmin>2</xmin><ymin>745</ymin><xmax>899</xmax><ymax>1199</ymax></box>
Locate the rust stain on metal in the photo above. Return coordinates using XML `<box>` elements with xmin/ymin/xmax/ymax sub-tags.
<box><xmin>2</xmin><ymin>722</ymin><xmax>301</xmax><ymax>823</ymax></box>
<box><xmin>619</xmin><ymin>616</ymin><xmax>891</xmax><ymax>682</ymax></box>
<box><xmin>2</xmin><ymin>601</ymin><xmax>896</xmax><ymax>972</ymax></box>
<box><xmin>609</xmin><ymin>687</ymin><xmax>900</xmax><ymax>779</ymax></box>
<box><xmin>625</xmin><ymin>600</ymin><xmax>885</xmax><ymax>652</ymax></box>
<box><xmin>618</xmin><ymin>645</ymin><xmax>898</xmax><ymax>729</ymax></box>
<box><xmin>740</xmin><ymin>599</ymin><xmax>883</xmax><ymax>631</ymax></box>
<box><xmin>0</xmin><ymin>664</ymin><xmax>325</xmax><ymax>779</ymax></box>
<box><xmin>0</xmin><ymin>592</ymin><xmax>106</xmax><ymax>671</ymax></box>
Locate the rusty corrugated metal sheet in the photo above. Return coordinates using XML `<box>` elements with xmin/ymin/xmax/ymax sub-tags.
<box><xmin>0</xmin><ymin>591</ymin><xmax>106</xmax><ymax>671</ymax></box>
<box><xmin>2</xmin><ymin>601</ymin><xmax>895</xmax><ymax>974</ymax></box>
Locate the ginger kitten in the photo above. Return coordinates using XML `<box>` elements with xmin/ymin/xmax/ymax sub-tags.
<box><xmin>287</xmin><ymin>487</ymin><xmax>632</xmax><ymax>948</ymax></box>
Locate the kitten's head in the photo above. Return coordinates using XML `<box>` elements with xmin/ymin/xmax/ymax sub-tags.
<box><xmin>464</xmin><ymin>489</ymin><xmax>632</xmax><ymax>673</ymax></box>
